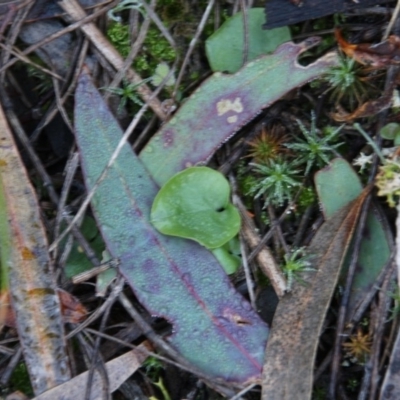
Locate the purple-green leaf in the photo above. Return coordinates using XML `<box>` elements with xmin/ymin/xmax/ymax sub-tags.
<box><xmin>140</xmin><ymin>38</ymin><xmax>338</xmax><ymax>186</ymax></box>
<box><xmin>74</xmin><ymin>71</ymin><xmax>268</xmax><ymax>384</ymax></box>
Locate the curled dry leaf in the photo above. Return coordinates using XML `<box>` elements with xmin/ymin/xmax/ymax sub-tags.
<box><xmin>261</xmin><ymin>186</ymin><xmax>372</xmax><ymax>400</ymax></box>
<box><xmin>331</xmin><ymin>94</ymin><xmax>393</xmax><ymax>122</ymax></box>
<box><xmin>335</xmin><ymin>28</ymin><xmax>400</xmax><ymax>68</ymax></box>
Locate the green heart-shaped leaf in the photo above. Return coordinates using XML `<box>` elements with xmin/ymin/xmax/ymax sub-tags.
<box><xmin>151</xmin><ymin>167</ymin><xmax>240</xmax><ymax>249</ymax></box>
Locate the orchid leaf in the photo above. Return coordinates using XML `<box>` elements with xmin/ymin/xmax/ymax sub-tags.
<box><xmin>151</xmin><ymin>167</ymin><xmax>240</xmax><ymax>249</ymax></box>
<box><xmin>140</xmin><ymin>38</ymin><xmax>338</xmax><ymax>186</ymax></box>
<box><xmin>74</xmin><ymin>70</ymin><xmax>268</xmax><ymax>384</ymax></box>
<box><xmin>315</xmin><ymin>158</ymin><xmax>391</xmax><ymax>318</ymax></box>
<box><xmin>205</xmin><ymin>8</ymin><xmax>291</xmax><ymax>73</ymax></box>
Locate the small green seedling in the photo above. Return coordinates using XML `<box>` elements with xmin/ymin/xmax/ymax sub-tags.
<box><xmin>151</xmin><ymin>167</ymin><xmax>241</xmax><ymax>249</ymax></box>
<box><xmin>151</xmin><ymin>63</ymin><xmax>175</xmax><ymax>87</ymax></box>
<box><xmin>380</xmin><ymin>122</ymin><xmax>400</xmax><ymax>145</ymax></box>
<box><xmin>102</xmin><ymin>79</ymin><xmax>150</xmax><ymax>113</ymax></box>
<box><xmin>281</xmin><ymin>247</ymin><xmax>315</xmax><ymax>290</ymax></box>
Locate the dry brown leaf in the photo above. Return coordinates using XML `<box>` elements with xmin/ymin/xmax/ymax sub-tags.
<box><xmin>1</xmin><ymin>289</ymin><xmax>87</xmax><ymax>328</ymax></box>
<box><xmin>331</xmin><ymin>94</ymin><xmax>393</xmax><ymax>122</ymax></box>
<box><xmin>32</xmin><ymin>344</ymin><xmax>149</xmax><ymax>400</ymax></box>
<box><xmin>261</xmin><ymin>187</ymin><xmax>371</xmax><ymax>400</ymax></box>
<box><xmin>335</xmin><ymin>28</ymin><xmax>400</xmax><ymax>68</ymax></box>
<box><xmin>0</xmin><ymin>103</ymin><xmax>70</xmax><ymax>394</ymax></box>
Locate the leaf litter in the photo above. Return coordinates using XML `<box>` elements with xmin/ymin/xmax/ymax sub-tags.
<box><xmin>0</xmin><ymin>2</ymin><xmax>399</xmax><ymax>399</ymax></box>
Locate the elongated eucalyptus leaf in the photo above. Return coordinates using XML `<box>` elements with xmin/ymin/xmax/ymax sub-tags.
<box><xmin>75</xmin><ymin>71</ymin><xmax>268</xmax><ymax>384</ymax></box>
<box><xmin>261</xmin><ymin>187</ymin><xmax>371</xmax><ymax>399</ymax></box>
<box><xmin>140</xmin><ymin>38</ymin><xmax>338</xmax><ymax>186</ymax></box>
<box><xmin>0</xmin><ymin>103</ymin><xmax>70</xmax><ymax>394</ymax></box>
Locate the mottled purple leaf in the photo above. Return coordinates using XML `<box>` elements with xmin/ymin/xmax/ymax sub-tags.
<box><xmin>74</xmin><ymin>71</ymin><xmax>268</xmax><ymax>384</ymax></box>
<box><xmin>140</xmin><ymin>38</ymin><xmax>338</xmax><ymax>186</ymax></box>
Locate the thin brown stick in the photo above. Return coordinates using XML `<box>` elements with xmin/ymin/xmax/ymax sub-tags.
<box><xmin>240</xmin><ymin>0</ymin><xmax>249</xmax><ymax>66</ymax></box>
<box><xmin>67</xmin><ymin>276</ymin><xmax>126</xmax><ymax>339</ymax></box>
<box><xmin>234</xmin><ymin>194</ymin><xmax>287</xmax><ymax>297</ymax></box>
<box><xmin>0</xmin><ymin>40</ymin><xmax>63</xmax><ymax>80</ymax></box>
<box><xmin>30</xmin><ymin>38</ymin><xmax>90</xmax><ymax>143</ymax></box>
<box><xmin>84</xmin><ymin>285</ymin><xmax>116</xmax><ymax>400</ymax></box>
<box><xmin>0</xmin><ymin>1</ymin><xmax>119</xmax><ymax>74</ymax></box>
<box><xmin>173</xmin><ymin>0</ymin><xmax>215</xmax><ymax>98</ymax></box>
<box><xmin>329</xmin><ymin>193</ymin><xmax>372</xmax><ymax>398</ymax></box>
<box><xmin>58</xmin><ymin>0</ymin><xmax>167</xmax><ymax>120</ymax></box>
<box><xmin>368</xmin><ymin>271</ymin><xmax>393</xmax><ymax>399</ymax></box>
<box><xmin>0</xmin><ymin>0</ymin><xmax>34</xmax><ymax>68</ymax></box>
<box><xmin>53</xmin><ymin>152</ymin><xmax>80</xmax><ymax>263</ymax></box>
<box><xmin>247</xmin><ymin>202</ymin><xmax>294</xmax><ymax>263</ymax></box>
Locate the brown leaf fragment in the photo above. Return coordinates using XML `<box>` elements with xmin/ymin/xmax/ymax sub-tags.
<box><xmin>1</xmin><ymin>289</ymin><xmax>87</xmax><ymax>329</ymax></box>
<box><xmin>261</xmin><ymin>187</ymin><xmax>371</xmax><ymax>400</ymax></box>
<box><xmin>57</xmin><ymin>288</ymin><xmax>88</xmax><ymax>324</ymax></box>
<box><xmin>31</xmin><ymin>344</ymin><xmax>149</xmax><ymax>400</ymax></box>
<box><xmin>335</xmin><ymin>28</ymin><xmax>400</xmax><ymax>68</ymax></box>
<box><xmin>331</xmin><ymin>94</ymin><xmax>393</xmax><ymax>122</ymax></box>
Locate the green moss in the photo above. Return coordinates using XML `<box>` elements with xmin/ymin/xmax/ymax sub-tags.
<box><xmin>107</xmin><ymin>21</ymin><xmax>176</xmax><ymax>75</ymax></box>
<box><xmin>297</xmin><ymin>186</ymin><xmax>317</xmax><ymax>209</ymax></box>
<box><xmin>107</xmin><ymin>22</ymin><xmax>130</xmax><ymax>58</ymax></box>
<box><xmin>136</xmin><ymin>28</ymin><xmax>176</xmax><ymax>70</ymax></box>
<box><xmin>157</xmin><ymin>0</ymin><xmax>186</xmax><ymax>24</ymax></box>
<box><xmin>10</xmin><ymin>363</ymin><xmax>33</xmax><ymax>396</ymax></box>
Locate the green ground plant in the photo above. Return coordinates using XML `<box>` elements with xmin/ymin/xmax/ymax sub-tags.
<box><xmin>285</xmin><ymin>114</ymin><xmax>344</xmax><ymax>174</ymax></box>
<box><xmin>323</xmin><ymin>55</ymin><xmax>368</xmax><ymax>107</ymax></box>
<box><xmin>281</xmin><ymin>247</ymin><xmax>315</xmax><ymax>290</ymax></box>
<box><xmin>248</xmin><ymin>157</ymin><xmax>302</xmax><ymax>207</ymax></box>
<box><xmin>102</xmin><ymin>79</ymin><xmax>150</xmax><ymax>113</ymax></box>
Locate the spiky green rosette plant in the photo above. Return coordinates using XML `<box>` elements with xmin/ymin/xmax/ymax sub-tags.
<box><xmin>324</xmin><ymin>55</ymin><xmax>368</xmax><ymax>107</ymax></box>
<box><xmin>286</xmin><ymin>113</ymin><xmax>344</xmax><ymax>174</ymax></box>
<box><xmin>248</xmin><ymin>156</ymin><xmax>302</xmax><ymax>207</ymax></box>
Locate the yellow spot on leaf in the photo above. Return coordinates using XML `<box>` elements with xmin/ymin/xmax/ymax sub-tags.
<box><xmin>227</xmin><ymin>115</ymin><xmax>238</xmax><ymax>124</ymax></box>
<box><xmin>21</xmin><ymin>247</ymin><xmax>35</xmax><ymax>260</ymax></box>
<box><xmin>216</xmin><ymin>98</ymin><xmax>243</xmax><ymax>116</ymax></box>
